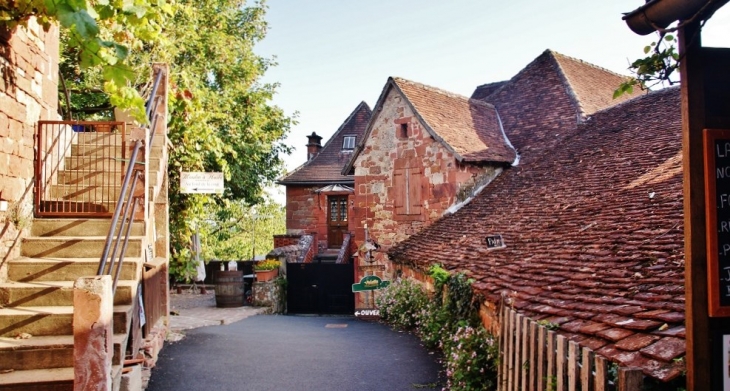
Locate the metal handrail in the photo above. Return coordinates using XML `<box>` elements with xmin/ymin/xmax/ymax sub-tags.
<box><xmin>97</xmin><ymin>140</ymin><xmax>143</xmax><ymax>293</ymax></box>
<box><xmin>145</xmin><ymin>70</ymin><xmax>163</xmax><ymax>119</ymax></box>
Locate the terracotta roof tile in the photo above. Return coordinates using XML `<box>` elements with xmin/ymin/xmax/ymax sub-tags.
<box><xmin>640</xmin><ymin>337</ymin><xmax>686</xmax><ymax>362</ymax></box>
<box><xmin>392</xmin><ymin>77</ymin><xmax>516</xmax><ymax>163</ymax></box>
<box><xmin>388</xmin><ymin>87</ymin><xmax>683</xmax><ymax>381</ymax></box>
<box><xmin>279</xmin><ymin>102</ymin><xmax>371</xmax><ymax>184</ymax></box>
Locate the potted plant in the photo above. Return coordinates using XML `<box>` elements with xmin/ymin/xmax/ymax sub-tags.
<box><xmin>254</xmin><ymin>259</ymin><xmax>280</xmax><ymax>282</ymax></box>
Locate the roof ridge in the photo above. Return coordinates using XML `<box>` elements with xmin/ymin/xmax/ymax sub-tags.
<box><xmin>547</xmin><ymin>49</ymin><xmax>631</xmax><ymax>80</ymax></box>
<box><xmin>392</xmin><ymin>77</ymin><xmax>496</xmax><ymax>109</ymax></box>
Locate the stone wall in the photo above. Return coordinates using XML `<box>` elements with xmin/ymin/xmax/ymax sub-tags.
<box><xmin>0</xmin><ymin>20</ymin><xmax>59</xmax><ymax>281</ymax></box>
<box><xmin>285</xmin><ymin>185</ymin><xmax>353</xmax><ymax>248</ymax></box>
<box><xmin>350</xmin><ymin>87</ymin><xmax>500</xmax><ymax>308</ymax></box>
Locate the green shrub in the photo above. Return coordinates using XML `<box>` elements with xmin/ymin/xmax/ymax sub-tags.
<box><xmin>443</xmin><ymin>325</ymin><xmax>499</xmax><ymax>391</ymax></box>
<box><xmin>375</xmin><ymin>278</ymin><xmax>428</xmax><ymax>330</ymax></box>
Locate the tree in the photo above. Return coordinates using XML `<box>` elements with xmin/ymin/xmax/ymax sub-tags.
<box><xmin>0</xmin><ymin>0</ymin><xmax>171</xmax><ymax>120</ymax></box>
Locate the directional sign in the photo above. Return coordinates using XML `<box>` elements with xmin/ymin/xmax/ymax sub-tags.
<box><xmin>180</xmin><ymin>172</ymin><xmax>224</xmax><ymax>194</ymax></box>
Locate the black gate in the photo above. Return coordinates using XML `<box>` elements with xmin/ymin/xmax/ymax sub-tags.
<box><xmin>287</xmin><ymin>261</ymin><xmax>354</xmax><ymax>315</ymax></box>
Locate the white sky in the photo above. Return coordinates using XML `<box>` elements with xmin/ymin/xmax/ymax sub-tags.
<box><xmin>255</xmin><ymin>0</ymin><xmax>730</xmax><ymax>201</ymax></box>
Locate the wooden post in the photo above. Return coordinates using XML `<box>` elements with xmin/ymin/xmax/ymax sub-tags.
<box><xmin>73</xmin><ymin>275</ymin><xmax>113</xmax><ymax>391</ymax></box>
<box><xmin>680</xmin><ymin>20</ymin><xmax>730</xmax><ymax>390</ymax></box>
<box><xmin>593</xmin><ymin>355</ymin><xmax>608</xmax><ymax>391</ymax></box>
<box><xmin>617</xmin><ymin>368</ymin><xmax>643</xmax><ymax>391</ymax></box>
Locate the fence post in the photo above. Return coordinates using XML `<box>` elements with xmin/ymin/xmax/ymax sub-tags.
<box><xmin>594</xmin><ymin>356</ymin><xmax>608</xmax><ymax>391</ymax></box>
<box><xmin>618</xmin><ymin>368</ymin><xmax>643</xmax><ymax>391</ymax></box>
<box><xmin>580</xmin><ymin>348</ymin><xmax>594</xmax><ymax>391</ymax></box>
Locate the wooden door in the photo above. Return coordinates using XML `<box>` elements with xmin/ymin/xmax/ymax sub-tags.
<box><xmin>327</xmin><ymin>195</ymin><xmax>348</xmax><ymax>248</ymax></box>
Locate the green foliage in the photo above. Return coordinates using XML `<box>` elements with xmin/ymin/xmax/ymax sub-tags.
<box><xmin>428</xmin><ymin>264</ymin><xmax>450</xmax><ymax>291</ymax></box>
<box><xmin>1</xmin><ymin>0</ymin><xmax>171</xmax><ymax>120</ymax></box>
<box><xmin>615</xmin><ymin>33</ymin><xmax>679</xmax><ymax>98</ymax></box>
<box><xmin>443</xmin><ymin>326</ymin><xmax>499</xmax><ymax>391</ymax></box>
<box><xmin>376</xmin><ymin>266</ymin><xmax>499</xmax><ymax>391</ymax></box>
<box><xmin>536</xmin><ymin>319</ymin><xmax>559</xmax><ymax>331</ymax></box>
<box><xmin>375</xmin><ymin>278</ymin><xmax>429</xmax><ymax>330</ymax></box>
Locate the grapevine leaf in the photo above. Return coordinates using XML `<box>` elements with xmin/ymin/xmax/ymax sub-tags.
<box><xmin>56</xmin><ymin>6</ymin><xmax>99</xmax><ymax>39</ymax></box>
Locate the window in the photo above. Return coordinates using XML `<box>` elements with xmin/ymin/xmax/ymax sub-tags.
<box><xmin>399</xmin><ymin>123</ymin><xmax>408</xmax><ymax>139</ymax></box>
<box><xmin>342</xmin><ymin>136</ymin><xmax>356</xmax><ymax>150</ymax></box>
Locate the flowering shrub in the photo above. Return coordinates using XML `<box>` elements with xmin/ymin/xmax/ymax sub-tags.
<box><xmin>376</xmin><ymin>266</ymin><xmax>500</xmax><ymax>390</ymax></box>
<box><xmin>254</xmin><ymin>259</ymin><xmax>280</xmax><ymax>271</ymax></box>
<box><xmin>375</xmin><ymin>278</ymin><xmax>428</xmax><ymax>330</ymax></box>
<box><xmin>443</xmin><ymin>326</ymin><xmax>499</xmax><ymax>391</ymax></box>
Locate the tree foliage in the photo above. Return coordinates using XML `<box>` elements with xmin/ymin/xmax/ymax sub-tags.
<box><xmin>0</xmin><ymin>0</ymin><xmax>172</xmax><ymax>120</ymax></box>
<box><xmin>47</xmin><ymin>0</ymin><xmax>293</xmax><ymax>280</ymax></box>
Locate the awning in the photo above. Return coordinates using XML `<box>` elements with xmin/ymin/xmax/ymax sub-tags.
<box><xmin>314</xmin><ymin>184</ymin><xmax>354</xmax><ymax>194</ymax></box>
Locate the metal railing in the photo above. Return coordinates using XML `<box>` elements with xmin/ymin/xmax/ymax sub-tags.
<box><xmin>34</xmin><ymin>121</ymin><xmax>127</xmax><ymax>217</ymax></box>
<box><xmin>97</xmin><ymin>140</ymin><xmax>144</xmax><ymax>293</ymax></box>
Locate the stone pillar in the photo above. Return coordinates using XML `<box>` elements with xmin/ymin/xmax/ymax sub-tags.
<box><xmin>73</xmin><ymin>276</ymin><xmax>113</xmax><ymax>391</ymax></box>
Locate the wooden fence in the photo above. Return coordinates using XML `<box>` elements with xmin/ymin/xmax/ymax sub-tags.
<box><xmin>498</xmin><ymin>305</ymin><xmax>644</xmax><ymax>391</ymax></box>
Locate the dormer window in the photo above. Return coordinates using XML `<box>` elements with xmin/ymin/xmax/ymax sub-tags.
<box><xmin>342</xmin><ymin>136</ymin><xmax>356</xmax><ymax>150</ymax></box>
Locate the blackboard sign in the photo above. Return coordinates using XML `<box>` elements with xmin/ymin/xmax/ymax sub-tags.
<box><xmin>703</xmin><ymin>129</ymin><xmax>730</xmax><ymax>317</ymax></box>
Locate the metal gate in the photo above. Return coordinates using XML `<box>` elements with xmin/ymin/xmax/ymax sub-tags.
<box><xmin>287</xmin><ymin>261</ymin><xmax>354</xmax><ymax>315</ymax></box>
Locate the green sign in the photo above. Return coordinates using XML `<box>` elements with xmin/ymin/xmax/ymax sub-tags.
<box><xmin>352</xmin><ymin>275</ymin><xmax>390</xmax><ymax>292</ymax></box>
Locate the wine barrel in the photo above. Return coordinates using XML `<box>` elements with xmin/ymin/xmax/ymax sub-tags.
<box><xmin>215</xmin><ymin>270</ymin><xmax>244</xmax><ymax>308</ymax></box>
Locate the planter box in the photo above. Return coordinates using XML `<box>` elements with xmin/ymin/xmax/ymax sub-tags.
<box><xmin>255</xmin><ymin>269</ymin><xmax>278</xmax><ymax>282</ymax></box>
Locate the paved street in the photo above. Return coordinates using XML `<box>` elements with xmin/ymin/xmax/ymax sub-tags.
<box><xmin>147</xmin><ymin>314</ymin><xmax>442</xmax><ymax>391</ymax></box>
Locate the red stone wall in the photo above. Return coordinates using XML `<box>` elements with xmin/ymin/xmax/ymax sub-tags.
<box><xmin>284</xmin><ymin>185</ymin><xmax>353</xmax><ymax>250</ymax></box>
<box><xmin>350</xmin><ymin>87</ymin><xmax>502</xmax><ymax>308</ymax></box>
<box><xmin>0</xmin><ymin>21</ymin><xmax>59</xmax><ymax>280</ymax></box>
<box><xmin>273</xmin><ymin>234</ymin><xmax>301</xmax><ymax>249</ymax></box>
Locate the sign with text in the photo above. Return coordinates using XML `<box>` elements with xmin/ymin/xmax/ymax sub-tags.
<box><xmin>485</xmin><ymin>234</ymin><xmax>506</xmax><ymax>250</ymax></box>
<box><xmin>180</xmin><ymin>172</ymin><xmax>224</xmax><ymax>194</ymax></box>
<box><xmin>352</xmin><ymin>275</ymin><xmax>390</xmax><ymax>292</ymax></box>
<box><xmin>703</xmin><ymin>129</ymin><xmax>730</xmax><ymax>317</ymax></box>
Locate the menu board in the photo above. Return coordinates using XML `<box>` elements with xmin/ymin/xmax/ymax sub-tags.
<box><xmin>704</xmin><ymin>129</ymin><xmax>730</xmax><ymax>317</ymax></box>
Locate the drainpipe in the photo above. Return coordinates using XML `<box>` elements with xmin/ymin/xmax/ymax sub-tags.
<box><xmin>622</xmin><ymin>0</ymin><xmax>726</xmax><ymax>35</ymax></box>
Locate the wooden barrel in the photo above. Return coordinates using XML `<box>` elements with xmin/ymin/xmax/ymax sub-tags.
<box><xmin>215</xmin><ymin>270</ymin><xmax>244</xmax><ymax>308</ymax></box>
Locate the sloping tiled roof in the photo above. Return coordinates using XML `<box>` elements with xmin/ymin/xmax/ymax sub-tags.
<box><xmin>550</xmin><ymin>50</ymin><xmax>643</xmax><ymax>116</ymax></box>
<box><xmin>475</xmin><ymin>50</ymin><xmax>643</xmax><ymax>163</ymax></box>
<box><xmin>470</xmin><ymin>81</ymin><xmax>508</xmax><ymax>101</ymax></box>
<box><xmin>389</xmin><ymin>88</ymin><xmax>685</xmax><ymax>381</ymax></box>
<box><xmin>392</xmin><ymin>77</ymin><xmax>517</xmax><ymax>163</ymax></box>
<box><xmin>279</xmin><ymin>102</ymin><xmax>371</xmax><ymax>185</ymax></box>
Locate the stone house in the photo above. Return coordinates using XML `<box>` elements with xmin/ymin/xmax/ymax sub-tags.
<box><xmin>343</xmin><ymin>50</ymin><xmax>641</xmax><ymax>306</ymax></box>
<box><xmin>276</xmin><ymin>102</ymin><xmax>371</xmax><ymax>254</ymax></box>
<box><xmin>388</xmin><ymin>53</ymin><xmax>686</xmax><ymax>381</ymax></box>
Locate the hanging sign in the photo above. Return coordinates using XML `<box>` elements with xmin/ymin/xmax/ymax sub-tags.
<box><xmin>180</xmin><ymin>172</ymin><xmax>224</xmax><ymax>194</ymax></box>
<box><xmin>352</xmin><ymin>275</ymin><xmax>390</xmax><ymax>292</ymax></box>
<box><xmin>703</xmin><ymin>129</ymin><xmax>730</xmax><ymax>317</ymax></box>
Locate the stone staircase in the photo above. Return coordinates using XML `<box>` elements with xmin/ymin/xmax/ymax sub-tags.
<box><xmin>0</xmin><ymin>128</ymin><xmax>167</xmax><ymax>390</ymax></box>
<box><xmin>0</xmin><ymin>219</ymin><xmax>145</xmax><ymax>390</ymax></box>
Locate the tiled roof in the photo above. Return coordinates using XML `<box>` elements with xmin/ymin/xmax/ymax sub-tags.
<box><xmin>476</xmin><ymin>50</ymin><xmax>644</xmax><ymax>163</ymax></box>
<box><xmin>470</xmin><ymin>81</ymin><xmax>508</xmax><ymax>101</ymax></box>
<box><xmin>279</xmin><ymin>102</ymin><xmax>371</xmax><ymax>184</ymax></box>
<box><xmin>550</xmin><ymin>50</ymin><xmax>643</xmax><ymax>116</ymax></box>
<box><xmin>388</xmin><ymin>88</ymin><xmax>685</xmax><ymax>381</ymax></box>
<box><xmin>391</xmin><ymin>77</ymin><xmax>516</xmax><ymax>163</ymax></box>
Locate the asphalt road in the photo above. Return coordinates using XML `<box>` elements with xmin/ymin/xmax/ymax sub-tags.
<box><xmin>146</xmin><ymin>315</ymin><xmax>443</xmax><ymax>391</ymax></box>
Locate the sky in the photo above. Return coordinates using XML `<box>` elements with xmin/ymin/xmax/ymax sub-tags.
<box><xmin>254</xmin><ymin>0</ymin><xmax>730</xmax><ymax>201</ymax></box>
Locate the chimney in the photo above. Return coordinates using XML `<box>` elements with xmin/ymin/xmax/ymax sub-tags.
<box><xmin>306</xmin><ymin>132</ymin><xmax>323</xmax><ymax>161</ymax></box>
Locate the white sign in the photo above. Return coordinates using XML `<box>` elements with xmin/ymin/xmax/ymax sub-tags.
<box><xmin>180</xmin><ymin>172</ymin><xmax>224</xmax><ymax>194</ymax></box>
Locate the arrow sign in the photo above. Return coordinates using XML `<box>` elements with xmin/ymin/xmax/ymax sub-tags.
<box><xmin>180</xmin><ymin>172</ymin><xmax>224</xmax><ymax>194</ymax></box>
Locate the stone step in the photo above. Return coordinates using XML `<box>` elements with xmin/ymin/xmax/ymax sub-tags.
<box><xmin>48</xmin><ymin>184</ymin><xmax>124</xmax><ymax>202</ymax></box>
<box><xmin>63</xmin><ymin>155</ymin><xmax>159</xmax><ymax>171</ymax></box>
<box><xmin>21</xmin><ymin>236</ymin><xmax>144</xmax><ymax>259</ymax></box>
<box><xmin>31</xmin><ymin>219</ymin><xmax>144</xmax><ymax>237</ymax></box>
<box><xmin>0</xmin><ymin>305</ymin><xmax>131</xmax><ymax>337</ymax></box>
<box><xmin>57</xmin><ymin>170</ymin><xmax>122</xmax><ymax>186</ymax></box>
<box><xmin>0</xmin><ymin>364</ymin><xmax>123</xmax><ymax>390</ymax></box>
<box><xmin>69</xmin><ymin>144</ymin><xmax>124</xmax><ymax>158</ymax></box>
<box><xmin>8</xmin><ymin>257</ymin><xmax>141</xmax><ymax>282</ymax></box>
<box><xmin>0</xmin><ymin>333</ymin><xmax>127</xmax><ymax>371</ymax></box>
<box><xmin>0</xmin><ymin>280</ymin><xmax>137</xmax><ymax>307</ymax></box>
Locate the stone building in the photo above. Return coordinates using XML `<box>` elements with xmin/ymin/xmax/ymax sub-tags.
<box><xmin>276</xmin><ymin>102</ymin><xmax>371</xmax><ymax>253</ymax></box>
